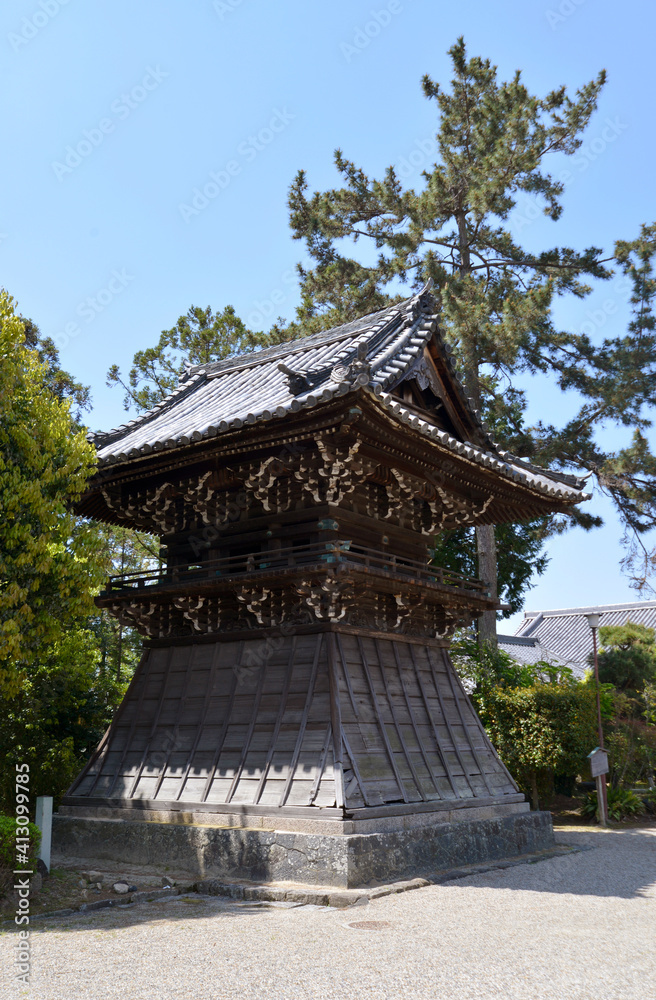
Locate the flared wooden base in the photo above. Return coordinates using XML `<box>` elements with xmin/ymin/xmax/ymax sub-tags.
<box><xmin>66</xmin><ymin>626</ymin><xmax>520</xmax><ymax>821</ymax></box>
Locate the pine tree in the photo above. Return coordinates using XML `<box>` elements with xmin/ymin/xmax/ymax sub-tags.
<box><xmin>286</xmin><ymin>37</ymin><xmax>656</xmax><ymax>644</ymax></box>
<box><xmin>107</xmin><ymin>304</ymin><xmax>275</xmax><ymax>412</ymax></box>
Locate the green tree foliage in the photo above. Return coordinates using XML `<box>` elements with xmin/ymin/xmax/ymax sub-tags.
<box><xmin>107</xmin><ymin>304</ymin><xmax>277</xmax><ymax>412</ymax></box>
<box><xmin>452</xmin><ymin>634</ymin><xmax>594</xmax><ymax>807</ymax></box>
<box><xmin>596</xmin><ymin>621</ymin><xmax>656</xmax><ymax>691</ymax></box>
<box><xmin>0</xmin><ymin>815</ymin><xmax>40</xmax><ymax>897</ymax></box>
<box><xmin>88</xmin><ymin>524</ymin><xmax>159</xmax><ymax>682</ymax></box>
<box><xmin>286</xmin><ymin>36</ymin><xmax>656</xmax><ymax>625</ymax></box>
<box><xmin>0</xmin><ymin>291</ymin><xmax>102</xmax><ymax>695</ymax></box>
<box><xmin>475</xmin><ymin>681</ymin><xmax>599</xmax><ymax>810</ymax></box>
<box><xmin>19</xmin><ymin>316</ymin><xmax>91</xmax><ymax>418</ymax></box>
<box><xmin>0</xmin><ymin>627</ymin><xmax>127</xmax><ymax>814</ymax></box>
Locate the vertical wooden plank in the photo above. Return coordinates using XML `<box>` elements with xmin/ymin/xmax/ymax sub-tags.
<box><xmin>151</xmin><ymin>645</ymin><xmax>199</xmax><ymax>800</ymax></box>
<box><xmin>351</xmin><ymin>635</ymin><xmax>408</xmax><ymax>803</ymax></box>
<box><xmin>442</xmin><ymin>649</ymin><xmax>494</xmax><ymax>795</ymax></box>
<box><xmin>254</xmin><ymin>637</ymin><xmax>297</xmax><ymax>804</ymax></box>
<box><xmin>225</xmin><ymin>646</ymin><xmax>268</xmax><ymax>803</ymax></box>
<box><xmin>370</xmin><ymin>638</ymin><xmax>426</xmax><ymax>801</ymax></box>
<box><xmin>408</xmin><ymin>644</ymin><xmax>459</xmax><ymax>797</ymax></box>
<box><xmin>340</xmin><ymin>728</ymin><xmax>371</xmax><ymax>808</ymax></box>
<box><xmin>77</xmin><ymin>649</ymin><xmax>150</xmax><ymax>796</ymax></box>
<box><xmin>335</xmin><ymin>633</ymin><xmax>360</xmax><ymax>720</ymax></box>
<box><xmin>279</xmin><ymin>635</ymin><xmax>322</xmax><ymax>806</ymax></box>
<box><xmin>200</xmin><ymin>641</ymin><xmax>243</xmax><ymax>802</ymax></box>
<box><xmin>117</xmin><ymin>646</ymin><xmax>175</xmax><ymax>799</ymax></box>
<box><xmin>308</xmin><ymin>722</ymin><xmax>333</xmax><ymax>805</ymax></box>
<box><xmin>391</xmin><ymin>642</ymin><xmax>441</xmax><ymax>798</ymax></box>
<box><xmin>425</xmin><ymin>647</ymin><xmax>476</xmax><ymax>796</ymax></box>
<box><xmin>447</xmin><ymin>650</ymin><xmax>520</xmax><ymax>792</ymax></box>
<box><xmin>326</xmin><ymin>631</ymin><xmax>345</xmax><ymax>809</ymax></box>
<box><xmin>175</xmin><ymin>640</ymin><xmax>223</xmax><ymax>800</ymax></box>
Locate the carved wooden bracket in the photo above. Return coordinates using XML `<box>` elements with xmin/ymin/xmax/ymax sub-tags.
<box><xmin>296</xmin><ymin>567</ymin><xmax>355</xmax><ymax>621</ymax></box>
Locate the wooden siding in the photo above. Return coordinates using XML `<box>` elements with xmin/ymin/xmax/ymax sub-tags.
<box><xmin>67</xmin><ymin>633</ymin><xmax>518</xmax><ymax>811</ymax></box>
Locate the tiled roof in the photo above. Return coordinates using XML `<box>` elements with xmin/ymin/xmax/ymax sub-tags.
<box><xmin>91</xmin><ymin>287</ymin><xmax>589</xmax><ymax>504</ymax></box>
<box><xmin>514</xmin><ymin>601</ymin><xmax>656</xmax><ymax>673</ymax></box>
<box><xmin>497</xmin><ymin>633</ymin><xmax>580</xmax><ymax>676</ymax></box>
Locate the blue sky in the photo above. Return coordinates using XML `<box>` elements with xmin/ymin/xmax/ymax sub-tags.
<box><xmin>2</xmin><ymin>0</ymin><xmax>654</xmax><ymax>630</ymax></box>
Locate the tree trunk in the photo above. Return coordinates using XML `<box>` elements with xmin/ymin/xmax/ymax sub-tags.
<box><xmin>476</xmin><ymin>523</ymin><xmax>498</xmax><ymax>648</ymax></box>
<box><xmin>530</xmin><ymin>772</ymin><xmax>540</xmax><ymax>812</ymax></box>
<box><xmin>455</xmin><ymin>207</ymin><xmax>499</xmax><ymax>649</ymax></box>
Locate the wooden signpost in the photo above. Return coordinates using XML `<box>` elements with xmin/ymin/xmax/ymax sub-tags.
<box><xmin>588</xmin><ymin>748</ymin><xmax>609</xmax><ymax>826</ymax></box>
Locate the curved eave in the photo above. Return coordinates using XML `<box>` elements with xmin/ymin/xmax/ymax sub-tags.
<box><xmin>81</xmin><ymin>382</ymin><xmax>589</xmax><ymax>518</ymax></box>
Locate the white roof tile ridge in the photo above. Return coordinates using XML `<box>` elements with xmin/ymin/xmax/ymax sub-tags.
<box><xmin>371</xmin><ymin>303</ymin><xmax>437</xmax><ymax>386</ymax></box>
<box><xmin>195</xmin><ymin>302</ymin><xmax>404</xmax><ymax>380</ymax></box>
<box><xmin>522</xmin><ymin>600</ymin><xmax>656</xmax><ymax>617</ymax></box>
<box><xmin>373</xmin><ymin>391</ymin><xmax>586</xmax><ymax>500</ymax></box>
<box><xmin>495</xmin><ymin>448</ymin><xmax>587</xmax><ymax>491</ymax></box>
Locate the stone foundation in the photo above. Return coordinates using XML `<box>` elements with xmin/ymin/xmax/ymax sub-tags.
<box><xmin>52</xmin><ymin>806</ymin><xmax>554</xmax><ymax>889</ymax></box>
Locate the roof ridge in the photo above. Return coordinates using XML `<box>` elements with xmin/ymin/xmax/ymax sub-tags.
<box><xmin>195</xmin><ymin>302</ymin><xmax>406</xmax><ymax>380</ymax></box>
<box><xmin>91</xmin><ymin>298</ymin><xmax>414</xmax><ymax>448</ymax></box>
<box><xmin>523</xmin><ymin>600</ymin><xmax>656</xmax><ymax>617</ymax></box>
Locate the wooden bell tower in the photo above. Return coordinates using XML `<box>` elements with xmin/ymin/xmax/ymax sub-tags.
<box><xmin>59</xmin><ymin>287</ymin><xmax>589</xmax><ymax>886</ymax></box>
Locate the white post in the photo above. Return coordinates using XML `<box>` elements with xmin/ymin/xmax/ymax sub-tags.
<box><xmin>35</xmin><ymin>796</ymin><xmax>53</xmax><ymax>873</ymax></box>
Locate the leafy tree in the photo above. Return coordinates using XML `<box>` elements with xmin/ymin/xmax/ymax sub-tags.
<box><xmin>88</xmin><ymin>525</ymin><xmax>160</xmax><ymax>682</ymax></box>
<box><xmin>286</xmin><ymin>37</ymin><xmax>656</xmax><ymax>643</ymax></box>
<box><xmin>107</xmin><ymin>304</ymin><xmax>278</xmax><ymax>412</ymax></box>
<box><xmin>19</xmin><ymin>316</ymin><xmax>91</xmax><ymax>418</ymax></box>
<box><xmin>475</xmin><ymin>680</ymin><xmax>599</xmax><ymax>809</ymax></box>
<box><xmin>0</xmin><ymin>291</ymin><xmax>102</xmax><ymax>696</ymax></box>
<box><xmin>0</xmin><ymin>626</ymin><xmax>127</xmax><ymax>814</ymax></box>
<box><xmin>596</xmin><ymin>621</ymin><xmax>656</xmax><ymax>691</ymax></box>
<box><xmin>453</xmin><ymin>633</ymin><xmax>595</xmax><ymax>807</ymax></box>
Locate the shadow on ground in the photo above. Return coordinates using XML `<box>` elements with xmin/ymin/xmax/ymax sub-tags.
<box><xmin>438</xmin><ymin>826</ymin><xmax>656</xmax><ymax>900</ymax></box>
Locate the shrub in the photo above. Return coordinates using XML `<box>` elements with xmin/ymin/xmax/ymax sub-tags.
<box><xmin>474</xmin><ymin>682</ymin><xmax>599</xmax><ymax>810</ymax></box>
<box><xmin>581</xmin><ymin>787</ymin><xmax>646</xmax><ymax>823</ymax></box>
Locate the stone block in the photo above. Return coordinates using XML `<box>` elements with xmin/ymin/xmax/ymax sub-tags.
<box><xmin>53</xmin><ymin>809</ymin><xmax>554</xmax><ymax>889</ymax></box>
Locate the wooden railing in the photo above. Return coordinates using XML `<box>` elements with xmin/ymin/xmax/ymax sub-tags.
<box><xmin>103</xmin><ymin>540</ymin><xmax>490</xmax><ymax>596</ymax></box>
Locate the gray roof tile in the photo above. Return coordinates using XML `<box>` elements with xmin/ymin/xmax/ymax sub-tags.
<box><xmin>92</xmin><ymin>287</ymin><xmax>590</xmax><ymax>504</ymax></box>
<box><xmin>515</xmin><ymin>600</ymin><xmax>656</xmax><ymax>671</ymax></box>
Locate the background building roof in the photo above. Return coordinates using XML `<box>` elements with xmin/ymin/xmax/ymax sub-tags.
<box><xmin>514</xmin><ymin>600</ymin><xmax>656</xmax><ymax>673</ymax></box>
<box><xmin>497</xmin><ymin>633</ymin><xmax>578</xmax><ymax>674</ymax></box>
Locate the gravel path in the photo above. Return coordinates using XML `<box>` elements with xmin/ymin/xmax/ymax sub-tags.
<box><xmin>1</xmin><ymin>824</ymin><xmax>654</xmax><ymax>1000</ymax></box>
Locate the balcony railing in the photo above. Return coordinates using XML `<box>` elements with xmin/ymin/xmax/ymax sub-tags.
<box><xmin>102</xmin><ymin>540</ymin><xmax>490</xmax><ymax>598</ymax></box>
